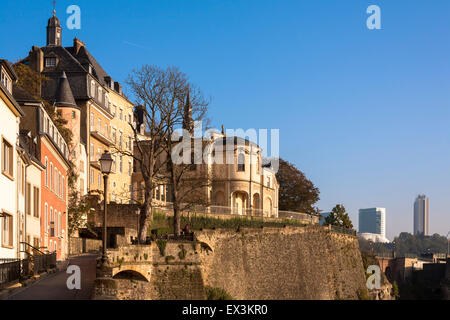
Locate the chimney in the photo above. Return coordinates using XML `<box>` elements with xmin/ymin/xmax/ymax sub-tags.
<box><xmin>73</xmin><ymin>37</ymin><xmax>85</xmax><ymax>55</ymax></box>
<box><xmin>28</xmin><ymin>46</ymin><xmax>44</xmax><ymax>73</ymax></box>
<box><xmin>114</xmin><ymin>81</ymin><xmax>122</xmax><ymax>95</ymax></box>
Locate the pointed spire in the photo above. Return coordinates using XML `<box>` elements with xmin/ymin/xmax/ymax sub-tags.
<box><xmin>55</xmin><ymin>71</ymin><xmax>77</xmax><ymax>108</ymax></box>
<box><xmin>182</xmin><ymin>90</ymin><xmax>193</xmax><ymax>133</ymax></box>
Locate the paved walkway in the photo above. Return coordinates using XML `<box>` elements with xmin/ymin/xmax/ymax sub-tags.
<box><xmin>6</xmin><ymin>254</ymin><xmax>98</xmax><ymax>300</ymax></box>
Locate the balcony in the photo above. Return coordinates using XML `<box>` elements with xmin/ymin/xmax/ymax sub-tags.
<box><xmin>90</xmin><ymin>127</ymin><xmax>114</xmax><ymax>147</ymax></box>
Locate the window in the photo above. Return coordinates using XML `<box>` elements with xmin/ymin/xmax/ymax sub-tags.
<box><xmin>119</xmin><ymin>132</ymin><xmax>123</xmax><ymax>148</ymax></box>
<box><xmin>90</xmin><ymin>143</ymin><xmax>94</xmax><ymax>161</ymax></box>
<box><xmin>119</xmin><ymin>156</ymin><xmax>123</xmax><ymax>173</ymax></box>
<box><xmin>26</xmin><ymin>183</ymin><xmax>31</xmax><ymax>215</ymax></box>
<box><xmin>98</xmin><ymin>172</ymin><xmax>101</xmax><ymax>187</ymax></box>
<box><xmin>1</xmin><ymin>212</ymin><xmax>13</xmax><ymax>248</ymax></box>
<box><xmin>44</xmin><ymin>158</ymin><xmax>48</xmax><ymax>187</ymax></box>
<box><xmin>44</xmin><ymin>204</ymin><xmax>48</xmax><ymax>234</ymax></box>
<box><xmin>54</xmin><ymin>168</ymin><xmax>58</xmax><ymax>194</ymax></box>
<box><xmin>45</xmin><ymin>57</ymin><xmax>56</xmax><ymax>67</ymax></box>
<box><xmin>90</xmin><ymin>169</ymin><xmax>94</xmax><ymax>185</ymax></box>
<box><xmin>119</xmin><ymin>108</ymin><xmax>123</xmax><ymax>120</ymax></box>
<box><xmin>98</xmin><ymin>87</ymin><xmax>102</xmax><ymax>100</ymax></box>
<box><xmin>90</xmin><ymin>81</ymin><xmax>95</xmax><ymax>98</ymax></box>
<box><xmin>62</xmin><ymin>176</ymin><xmax>65</xmax><ymax>200</ymax></box>
<box><xmin>90</xmin><ymin>112</ymin><xmax>94</xmax><ymax>131</ymax></box>
<box><xmin>112</xmin><ymin>156</ymin><xmax>116</xmax><ymax>172</ymax></box>
<box><xmin>50</xmin><ymin>163</ymin><xmax>54</xmax><ymax>191</ymax></box>
<box><xmin>128</xmin><ymin>136</ymin><xmax>132</xmax><ymax>151</ymax></box>
<box><xmin>72</xmin><ymin>111</ymin><xmax>76</xmax><ymax>119</ymax></box>
<box><xmin>1</xmin><ymin>71</ymin><xmax>12</xmax><ymax>93</ymax></box>
<box><xmin>237</xmin><ymin>153</ymin><xmax>245</xmax><ymax>172</ymax></box>
<box><xmin>2</xmin><ymin>138</ymin><xmax>13</xmax><ymax>178</ymax></box>
<box><xmin>50</xmin><ymin>208</ymin><xmax>54</xmax><ymax>237</ymax></box>
<box><xmin>112</xmin><ymin>128</ymin><xmax>117</xmax><ymax>144</ymax></box>
<box><xmin>97</xmin><ymin>118</ymin><xmax>101</xmax><ymax>131</ymax></box>
<box><xmin>33</xmin><ymin>187</ymin><xmax>40</xmax><ymax>218</ymax></box>
<box><xmin>80</xmin><ymin>178</ymin><xmax>85</xmax><ymax>195</ymax></box>
<box><xmin>128</xmin><ymin>160</ymin><xmax>132</xmax><ymax>176</ymax></box>
<box><xmin>58</xmin><ymin>212</ymin><xmax>61</xmax><ymax>237</ymax></box>
<box><xmin>58</xmin><ymin>172</ymin><xmax>62</xmax><ymax>197</ymax></box>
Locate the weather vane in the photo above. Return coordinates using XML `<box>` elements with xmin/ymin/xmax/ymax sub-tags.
<box><xmin>53</xmin><ymin>0</ymin><xmax>56</xmax><ymax>15</ymax></box>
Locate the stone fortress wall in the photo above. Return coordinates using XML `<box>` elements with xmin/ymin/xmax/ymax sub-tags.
<box><xmin>94</xmin><ymin>225</ymin><xmax>369</xmax><ymax>300</ymax></box>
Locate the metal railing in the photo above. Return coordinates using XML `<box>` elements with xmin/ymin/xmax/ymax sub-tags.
<box><xmin>0</xmin><ymin>260</ymin><xmax>21</xmax><ymax>287</ymax></box>
<box><xmin>0</xmin><ymin>253</ymin><xmax>56</xmax><ymax>288</ymax></box>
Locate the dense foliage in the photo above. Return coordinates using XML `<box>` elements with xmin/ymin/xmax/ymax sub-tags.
<box><xmin>276</xmin><ymin>158</ymin><xmax>320</xmax><ymax>215</ymax></box>
<box><xmin>324</xmin><ymin>204</ymin><xmax>353</xmax><ymax>229</ymax></box>
<box><xmin>359</xmin><ymin>232</ymin><xmax>448</xmax><ymax>256</ymax></box>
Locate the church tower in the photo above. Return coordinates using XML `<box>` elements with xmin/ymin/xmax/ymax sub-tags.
<box><xmin>182</xmin><ymin>91</ymin><xmax>194</xmax><ymax>134</ymax></box>
<box><xmin>47</xmin><ymin>10</ymin><xmax>62</xmax><ymax>46</ymax></box>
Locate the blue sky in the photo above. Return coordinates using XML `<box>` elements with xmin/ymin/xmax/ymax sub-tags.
<box><xmin>1</xmin><ymin>0</ymin><xmax>449</xmax><ymax>239</ymax></box>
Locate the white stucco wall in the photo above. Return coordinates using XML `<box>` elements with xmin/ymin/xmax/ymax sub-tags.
<box><xmin>0</xmin><ymin>97</ymin><xmax>19</xmax><ymax>259</ymax></box>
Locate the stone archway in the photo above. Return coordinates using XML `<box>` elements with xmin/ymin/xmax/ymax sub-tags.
<box><xmin>232</xmin><ymin>191</ymin><xmax>248</xmax><ymax>215</ymax></box>
<box><xmin>264</xmin><ymin>197</ymin><xmax>272</xmax><ymax>217</ymax></box>
<box><xmin>253</xmin><ymin>193</ymin><xmax>260</xmax><ymax>210</ymax></box>
<box><xmin>113</xmin><ymin>270</ymin><xmax>149</xmax><ymax>282</ymax></box>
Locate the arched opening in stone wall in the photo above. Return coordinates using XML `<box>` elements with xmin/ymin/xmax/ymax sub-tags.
<box><xmin>232</xmin><ymin>191</ymin><xmax>248</xmax><ymax>215</ymax></box>
<box><xmin>113</xmin><ymin>270</ymin><xmax>149</xmax><ymax>282</ymax></box>
<box><xmin>253</xmin><ymin>193</ymin><xmax>260</xmax><ymax>209</ymax></box>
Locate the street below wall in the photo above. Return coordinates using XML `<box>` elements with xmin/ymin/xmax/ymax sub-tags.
<box><xmin>6</xmin><ymin>254</ymin><xmax>98</xmax><ymax>300</ymax></box>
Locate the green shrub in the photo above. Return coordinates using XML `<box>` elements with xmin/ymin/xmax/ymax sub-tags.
<box><xmin>205</xmin><ymin>286</ymin><xmax>233</xmax><ymax>300</ymax></box>
<box><xmin>156</xmin><ymin>239</ymin><xmax>167</xmax><ymax>256</ymax></box>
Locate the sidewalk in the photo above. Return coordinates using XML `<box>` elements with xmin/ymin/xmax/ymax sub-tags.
<box><xmin>2</xmin><ymin>254</ymin><xmax>98</xmax><ymax>300</ymax></box>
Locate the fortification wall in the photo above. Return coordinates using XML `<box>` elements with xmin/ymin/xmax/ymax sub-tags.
<box><xmin>196</xmin><ymin>225</ymin><xmax>368</xmax><ymax>300</ymax></box>
<box><xmin>94</xmin><ymin>226</ymin><xmax>369</xmax><ymax>300</ymax></box>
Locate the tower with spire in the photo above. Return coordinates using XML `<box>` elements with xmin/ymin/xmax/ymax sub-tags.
<box><xmin>47</xmin><ymin>8</ymin><xmax>62</xmax><ymax>46</ymax></box>
<box><xmin>182</xmin><ymin>91</ymin><xmax>194</xmax><ymax>134</ymax></box>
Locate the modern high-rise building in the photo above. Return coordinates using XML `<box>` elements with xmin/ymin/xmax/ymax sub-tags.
<box><xmin>414</xmin><ymin>195</ymin><xmax>429</xmax><ymax>236</ymax></box>
<box><xmin>358</xmin><ymin>208</ymin><xmax>386</xmax><ymax>238</ymax></box>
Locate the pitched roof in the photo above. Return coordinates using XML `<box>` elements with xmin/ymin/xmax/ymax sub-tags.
<box><xmin>54</xmin><ymin>71</ymin><xmax>77</xmax><ymax>108</ymax></box>
<box><xmin>67</xmin><ymin>45</ymin><xmax>111</xmax><ymax>86</ymax></box>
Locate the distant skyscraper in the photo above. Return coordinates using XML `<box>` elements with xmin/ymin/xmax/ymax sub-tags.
<box><xmin>358</xmin><ymin>208</ymin><xmax>386</xmax><ymax>238</ymax></box>
<box><xmin>414</xmin><ymin>195</ymin><xmax>429</xmax><ymax>236</ymax></box>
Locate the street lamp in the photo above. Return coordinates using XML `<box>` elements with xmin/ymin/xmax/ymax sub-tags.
<box><xmin>99</xmin><ymin>150</ymin><xmax>113</xmax><ymax>265</ymax></box>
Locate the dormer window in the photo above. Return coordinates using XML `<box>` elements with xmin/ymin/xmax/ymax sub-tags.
<box><xmin>45</xmin><ymin>57</ymin><xmax>57</xmax><ymax>67</ymax></box>
<box><xmin>0</xmin><ymin>70</ymin><xmax>12</xmax><ymax>93</ymax></box>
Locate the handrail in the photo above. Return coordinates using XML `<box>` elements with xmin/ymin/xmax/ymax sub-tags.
<box><xmin>20</xmin><ymin>242</ymin><xmax>45</xmax><ymax>255</ymax></box>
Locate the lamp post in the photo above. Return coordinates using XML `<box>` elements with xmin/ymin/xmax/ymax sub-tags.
<box><xmin>99</xmin><ymin>150</ymin><xmax>113</xmax><ymax>265</ymax></box>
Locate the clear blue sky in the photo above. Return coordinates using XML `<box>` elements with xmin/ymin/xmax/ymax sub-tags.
<box><xmin>1</xmin><ymin>0</ymin><xmax>449</xmax><ymax>239</ymax></box>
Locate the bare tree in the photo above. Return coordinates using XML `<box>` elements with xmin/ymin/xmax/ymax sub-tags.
<box><xmin>124</xmin><ymin>65</ymin><xmax>210</xmax><ymax>241</ymax></box>
<box><xmin>161</xmin><ymin>83</ymin><xmax>210</xmax><ymax>237</ymax></box>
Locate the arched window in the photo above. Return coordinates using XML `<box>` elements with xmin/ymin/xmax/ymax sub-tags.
<box><xmin>237</xmin><ymin>153</ymin><xmax>245</xmax><ymax>172</ymax></box>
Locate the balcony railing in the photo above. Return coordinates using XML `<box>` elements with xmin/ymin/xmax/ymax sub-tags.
<box><xmin>90</xmin><ymin>128</ymin><xmax>114</xmax><ymax>146</ymax></box>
